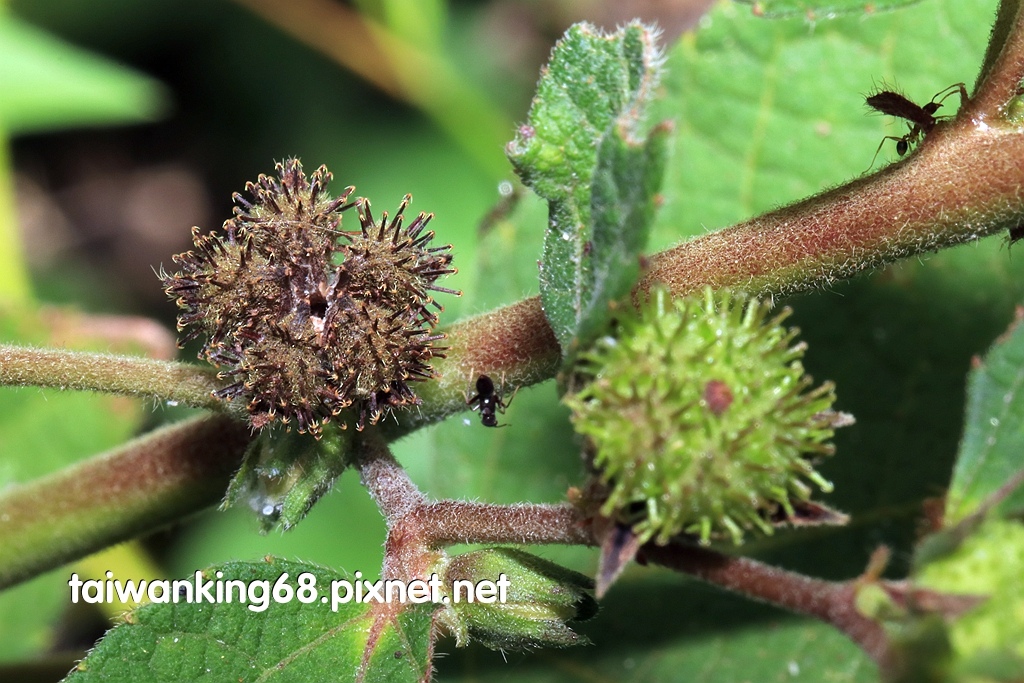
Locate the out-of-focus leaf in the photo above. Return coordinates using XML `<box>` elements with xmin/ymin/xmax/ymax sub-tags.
<box><xmin>736</xmin><ymin>0</ymin><xmax>922</xmax><ymax>19</ymax></box>
<box><xmin>915</xmin><ymin>517</ymin><xmax>1024</xmax><ymax>676</ymax></box>
<box><xmin>945</xmin><ymin>312</ymin><xmax>1024</xmax><ymax>523</ymax></box>
<box><xmin>507</xmin><ymin>21</ymin><xmax>666</xmax><ymax>361</ymax></box>
<box><xmin>0</xmin><ymin>12</ymin><xmax>166</xmax><ymax>134</ymax></box>
<box><xmin>65</xmin><ymin>558</ymin><xmax>435</xmax><ymax>683</ymax></box>
<box><xmin>0</xmin><ymin>133</ymin><xmax>30</xmax><ymax>304</ymax></box>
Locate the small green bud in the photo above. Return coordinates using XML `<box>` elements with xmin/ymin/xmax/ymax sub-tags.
<box><xmin>565</xmin><ymin>287</ymin><xmax>845</xmax><ymax>545</ymax></box>
<box><xmin>437</xmin><ymin>548</ymin><xmax>597</xmax><ymax>651</ymax></box>
<box><xmin>222</xmin><ymin>422</ymin><xmax>351</xmax><ymax>531</ymax></box>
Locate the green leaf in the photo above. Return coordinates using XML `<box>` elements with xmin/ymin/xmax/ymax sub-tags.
<box><xmin>581</xmin><ymin>121</ymin><xmax>669</xmax><ymax>348</ymax></box>
<box><xmin>65</xmin><ymin>558</ymin><xmax>435</xmax><ymax>683</ymax></box>
<box><xmin>507</xmin><ymin>21</ymin><xmax>666</xmax><ymax>360</ymax></box>
<box><xmin>735</xmin><ymin>0</ymin><xmax>922</xmax><ymax>19</ymax></box>
<box><xmin>915</xmin><ymin>517</ymin><xmax>1024</xmax><ymax>675</ymax></box>
<box><xmin>945</xmin><ymin>313</ymin><xmax>1024</xmax><ymax>523</ymax></box>
<box><xmin>0</xmin><ymin>12</ymin><xmax>166</xmax><ymax>134</ymax></box>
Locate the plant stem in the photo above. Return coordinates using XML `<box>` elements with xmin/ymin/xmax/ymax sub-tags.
<box><xmin>355</xmin><ymin>431</ymin><xmax>426</xmax><ymax>525</ymax></box>
<box><xmin>383</xmin><ymin>297</ymin><xmax>561</xmax><ymax>436</ymax></box>
<box><xmin>354</xmin><ymin>438</ymin><xmax>893</xmax><ymax>668</ymax></box>
<box><xmin>0</xmin><ymin>414</ymin><xmax>251</xmax><ymax>590</ymax></box>
<box><xmin>356</xmin><ymin>432</ymin><xmax>591</xmax><ymax>548</ymax></box>
<box><xmin>641</xmin><ymin>543</ymin><xmax>892</xmax><ymax>670</ymax></box>
<box><xmin>412</xmin><ymin>501</ymin><xmax>591</xmax><ymax>548</ymax></box>
<box><xmin>974</xmin><ymin>0</ymin><xmax>1024</xmax><ymax>115</ymax></box>
<box><xmin>0</xmin><ymin>344</ymin><xmax>233</xmax><ymax>414</ymax></box>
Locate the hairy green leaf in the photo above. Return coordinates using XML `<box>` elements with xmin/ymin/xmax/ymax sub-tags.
<box><xmin>507</xmin><ymin>21</ymin><xmax>666</xmax><ymax>360</ymax></box>
<box><xmin>0</xmin><ymin>12</ymin><xmax>166</xmax><ymax>134</ymax></box>
<box><xmin>945</xmin><ymin>313</ymin><xmax>1024</xmax><ymax>523</ymax></box>
<box><xmin>65</xmin><ymin>558</ymin><xmax>434</xmax><ymax>683</ymax></box>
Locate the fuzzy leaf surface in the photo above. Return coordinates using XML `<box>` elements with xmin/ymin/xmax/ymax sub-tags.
<box><xmin>945</xmin><ymin>313</ymin><xmax>1024</xmax><ymax>523</ymax></box>
<box><xmin>507</xmin><ymin>21</ymin><xmax>665</xmax><ymax>359</ymax></box>
<box><xmin>64</xmin><ymin>558</ymin><xmax>434</xmax><ymax>683</ymax></box>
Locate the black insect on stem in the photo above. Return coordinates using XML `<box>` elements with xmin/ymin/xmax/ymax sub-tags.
<box><xmin>1009</xmin><ymin>221</ymin><xmax>1024</xmax><ymax>246</ymax></box>
<box><xmin>866</xmin><ymin>82</ymin><xmax>968</xmax><ymax>163</ymax></box>
<box><xmin>466</xmin><ymin>374</ymin><xmax>515</xmax><ymax>428</ymax></box>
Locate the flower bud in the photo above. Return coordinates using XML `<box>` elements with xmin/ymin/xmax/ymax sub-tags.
<box><xmin>437</xmin><ymin>548</ymin><xmax>597</xmax><ymax>651</ymax></box>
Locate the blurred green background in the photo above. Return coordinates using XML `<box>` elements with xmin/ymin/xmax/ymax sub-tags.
<box><xmin>2</xmin><ymin>0</ymin><xmax>1021</xmax><ymax>681</ymax></box>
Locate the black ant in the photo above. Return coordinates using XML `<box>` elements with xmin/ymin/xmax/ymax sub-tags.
<box><xmin>466</xmin><ymin>374</ymin><xmax>515</xmax><ymax>428</ymax></box>
<box><xmin>866</xmin><ymin>83</ymin><xmax>967</xmax><ymax>163</ymax></box>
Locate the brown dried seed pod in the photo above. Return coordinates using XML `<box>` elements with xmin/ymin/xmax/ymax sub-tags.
<box><xmin>344</xmin><ymin>196</ymin><xmax>458</xmax><ymax>326</ymax></box>
<box><xmin>160</xmin><ymin>158</ymin><xmax>458</xmax><ymax>436</ymax></box>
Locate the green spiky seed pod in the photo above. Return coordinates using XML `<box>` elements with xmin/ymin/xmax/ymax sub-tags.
<box><xmin>161</xmin><ymin>158</ymin><xmax>458</xmax><ymax>435</ymax></box>
<box><xmin>564</xmin><ymin>287</ymin><xmax>844</xmax><ymax>546</ymax></box>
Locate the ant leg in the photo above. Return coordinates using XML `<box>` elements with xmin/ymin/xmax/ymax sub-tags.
<box><xmin>501</xmin><ymin>386</ymin><xmax>519</xmax><ymax>414</ymax></box>
<box><xmin>497</xmin><ymin>373</ymin><xmax>518</xmax><ymax>414</ymax></box>
<box><xmin>933</xmin><ymin>82</ymin><xmax>968</xmax><ymax>109</ymax></box>
<box><xmin>464</xmin><ymin>366</ymin><xmax>477</xmax><ymax>406</ymax></box>
<box><xmin>868</xmin><ymin>135</ymin><xmax>907</xmax><ymax>169</ymax></box>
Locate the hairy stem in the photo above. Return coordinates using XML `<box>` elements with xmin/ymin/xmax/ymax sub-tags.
<box><xmin>974</xmin><ymin>0</ymin><xmax>1024</xmax><ymax>115</ymax></box>
<box><xmin>412</xmin><ymin>501</ymin><xmax>592</xmax><ymax>548</ymax></box>
<box><xmin>641</xmin><ymin>543</ymin><xmax>892</xmax><ymax>670</ymax></box>
<box><xmin>355</xmin><ymin>431</ymin><xmax>426</xmax><ymax>525</ymax></box>
<box><xmin>0</xmin><ymin>415</ymin><xmax>251</xmax><ymax>590</ymax></box>
<box><xmin>0</xmin><ymin>345</ymin><xmax>231</xmax><ymax>414</ymax></box>
<box><xmin>355</xmin><ymin>434</ymin><xmax>593</xmax><ymax>586</ymax></box>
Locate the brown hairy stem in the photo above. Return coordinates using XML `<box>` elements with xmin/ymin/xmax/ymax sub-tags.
<box><xmin>0</xmin><ymin>415</ymin><xmax>251</xmax><ymax>590</ymax></box>
<box><xmin>355</xmin><ymin>436</ymin><xmax>895</xmax><ymax>670</ymax></box>
<box><xmin>411</xmin><ymin>501</ymin><xmax>592</xmax><ymax>548</ymax></box>
<box><xmin>641</xmin><ymin>543</ymin><xmax>893</xmax><ymax>671</ymax></box>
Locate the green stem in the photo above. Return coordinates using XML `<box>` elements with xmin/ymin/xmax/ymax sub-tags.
<box><xmin>0</xmin><ymin>344</ymin><xmax>234</xmax><ymax>414</ymax></box>
<box><xmin>0</xmin><ymin>414</ymin><xmax>251</xmax><ymax>590</ymax></box>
